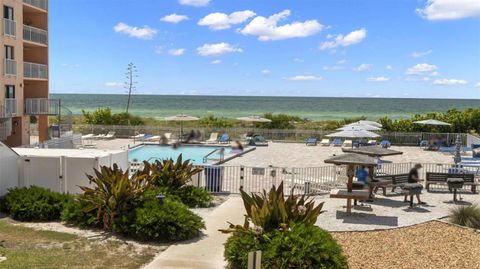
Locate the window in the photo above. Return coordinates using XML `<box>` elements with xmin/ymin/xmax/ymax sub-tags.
<box><xmin>5</xmin><ymin>85</ymin><xmax>15</xmax><ymax>99</ymax></box>
<box><xmin>4</xmin><ymin>45</ymin><xmax>13</xmax><ymax>59</ymax></box>
<box><xmin>3</xmin><ymin>6</ymin><xmax>13</xmax><ymax>20</ymax></box>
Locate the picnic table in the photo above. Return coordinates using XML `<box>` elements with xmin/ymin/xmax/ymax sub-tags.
<box><xmin>330</xmin><ymin>189</ymin><xmax>370</xmax><ymax>213</ymax></box>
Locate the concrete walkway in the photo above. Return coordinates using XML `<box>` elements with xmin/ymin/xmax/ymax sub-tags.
<box><xmin>144</xmin><ymin>196</ymin><xmax>245</xmax><ymax>269</ymax></box>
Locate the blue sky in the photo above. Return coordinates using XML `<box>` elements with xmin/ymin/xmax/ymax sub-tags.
<box><xmin>50</xmin><ymin>0</ymin><xmax>480</xmax><ymax>98</ymax></box>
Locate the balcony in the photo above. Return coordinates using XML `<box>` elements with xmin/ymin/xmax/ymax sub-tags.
<box><xmin>25</xmin><ymin>98</ymin><xmax>60</xmax><ymax>115</ymax></box>
<box><xmin>0</xmin><ymin>118</ymin><xmax>13</xmax><ymax>141</ymax></box>
<box><xmin>23</xmin><ymin>25</ymin><xmax>47</xmax><ymax>45</ymax></box>
<box><xmin>4</xmin><ymin>59</ymin><xmax>16</xmax><ymax>76</ymax></box>
<box><xmin>4</xmin><ymin>99</ymin><xmax>17</xmax><ymax>116</ymax></box>
<box><xmin>3</xmin><ymin>19</ymin><xmax>16</xmax><ymax>37</ymax></box>
<box><xmin>24</xmin><ymin>62</ymin><xmax>47</xmax><ymax>80</ymax></box>
<box><xmin>23</xmin><ymin>0</ymin><xmax>48</xmax><ymax>11</ymax></box>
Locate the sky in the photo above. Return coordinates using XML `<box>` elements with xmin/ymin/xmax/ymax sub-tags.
<box><xmin>50</xmin><ymin>0</ymin><xmax>480</xmax><ymax>98</ymax></box>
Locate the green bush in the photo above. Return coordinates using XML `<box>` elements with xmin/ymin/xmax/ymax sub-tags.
<box><xmin>61</xmin><ymin>198</ymin><xmax>99</xmax><ymax>228</ymax></box>
<box><xmin>169</xmin><ymin>186</ymin><xmax>213</xmax><ymax>208</ymax></box>
<box><xmin>130</xmin><ymin>192</ymin><xmax>205</xmax><ymax>241</ymax></box>
<box><xmin>81</xmin><ymin>107</ymin><xmax>144</xmax><ymax>125</ymax></box>
<box><xmin>4</xmin><ymin>186</ymin><xmax>72</xmax><ymax>222</ymax></box>
<box><xmin>449</xmin><ymin>204</ymin><xmax>480</xmax><ymax>229</ymax></box>
<box><xmin>224</xmin><ymin>224</ymin><xmax>348</xmax><ymax>269</ymax></box>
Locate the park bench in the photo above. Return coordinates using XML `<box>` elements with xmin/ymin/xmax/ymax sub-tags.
<box><xmin>425</xmin><ymin>172</ymin><xmax>477</xmax><ymax>193</ymax></box>
<box><xmin>372</xmin><ymin>173</ymin><xmax>410</xmax><ymax>195</ymax></box>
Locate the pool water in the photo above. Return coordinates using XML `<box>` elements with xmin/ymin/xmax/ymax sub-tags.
<box><xmin>128</xmin><ymin>145</ymin><xmax>232</xmax><ymax>165</ymax></box>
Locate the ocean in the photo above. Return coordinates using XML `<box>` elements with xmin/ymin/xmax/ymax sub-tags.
<box><xmin>51</xmin><ymin>94</ymin><xmax>480</xmax><ymax>121</ymax></box>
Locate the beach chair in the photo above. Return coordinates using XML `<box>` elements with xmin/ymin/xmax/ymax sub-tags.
<box><xmin>130</xmin><ymin>133</ymin><xmax>145</xmax><ymax>139</ymax></box>
<box><xmin>218</xmin><ymin>133</ymin><xmax>230</xmax><ymax>144</ymax></box>
<box><xmin>103</xmin><ymin>131</ymin><xmax>116</xmax><ymax>140</ymax></box>
<box><xmin>253</xmin><ymin>135</ymin><xmax>268</xmax><ymax>146</ymax></box>
<box><xmin>380</xmin><ymin>140</ymin><xmax>391</xmax><ymax>148</ymax></box>
<box><xmin>306</xmin><ymin>138</ymin><xmax>317</xmax><ymax>146</ymax></box>
<box><xmin>320</xmin><ymin>139</ymin><xmax>330</xmax><ymax>146</ymax></box>
<box><xmin>144</xmin><ymin>134</ymin><xmax>160</xmax><ymax>142</ymax></box>
<box><xmin>332</xmin><ymin>138</ymin><xmax>342</xmax><ymax>147</ymax></box>
<box><xmin>206</xmin><ymin>133</ymin><xmax>219</xmax><ymax>144</ymax></box>
<box><xmin>82</xmin><ymin>134</ymin><xmax>94</xmax><ymax>139</ymax></box>
<box><xmin>367</xmin><ymin>140</ymin><xmax>377</xmax><ymax>146</ymax></box>
<box><xmin>92</xmin><ymin>133</ymin><xmax>106</xmax><ymax>139</ymax></box>
<box><xmin>342</xmin><ymin>140</ymin><xmax>353</xmax><ymax>147</ymax></box>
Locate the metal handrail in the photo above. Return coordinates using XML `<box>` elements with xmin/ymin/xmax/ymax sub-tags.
<box><xmin>25</xmin><ymin>98</ymin><xmax>60</xmax><ymax>115</ymax></box>
<box><xmin>4</xmin><ymin>99</ymin><xmax>17</xmax><ymax>116</ymax></box>
<box><xmin>4</xmin><ymin>59</ymin><xmax>16</xmax><ymax>75</ymax></box>
<box><xmin>23</xmin><ymin>0</ymin><xmax>48</xmax><ymax>11</ymax></box>
<box><xmin>24</xmin><ymin>62</ymin><xmax>47</xmax><ymax>79</ymax></box>
<box><xmin>23</xmin><ymin>25</ymin><xmax>47</xmax><ymax>44</ymax></box>
<box><xmin>3</xmin><ymin>19</ymin><xmax>16</xmax><ymax>37</ymax></box>
<box><xmin>203</xmin><ymin>148</ymin><xmax>225</xmax><ymax>163</ymax></box>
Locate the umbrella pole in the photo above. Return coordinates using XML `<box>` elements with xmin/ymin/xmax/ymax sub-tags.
<box><xmin>347</xmin><ymin>164</ymin><xmax>354</xmax><ymax>192</ymax></box>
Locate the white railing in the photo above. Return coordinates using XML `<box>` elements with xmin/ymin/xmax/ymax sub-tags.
<box><xmin>24</xmin><ymin>62</ymin><xmax>47</xmax><ymax>79</ymax></box>
<box><xmin>3</xmin><ymin>19</ymin><xmax>16</xmax><ymax>37</ymax></box>
<box><xmin>23</xmin><ymin>0</ymin><xmax>48</xmax><ymax>11</ymax></box>
<box><xmin>0</xmin><ymin>118</ymin><xmax>13</xmax><ymax>141</ymax></box>
<box><xmin>4</xmin><ymin>99</ymin><xmax>17</xmax><ymax>116</ymax></box>
<box><xmin>23</xmin><ymin>25</ymin><xmax>47</xmax><ymax>45</ymax></box>
<box><xmin>4</xmin><ymin>59</ymin><xmax>16</xmax><ymax>75</ymax></box>
<box><xmin>25</xmin><ymin>98</ymin><xmax>59</xmax><ymax>115</ymax></box>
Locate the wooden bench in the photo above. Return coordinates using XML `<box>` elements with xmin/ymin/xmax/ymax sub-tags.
<box><xmin>372</xmin><ymin>174</ymin><xmax>410</xmax><ymax>195</ymax></box>
<box><xmin>330</xmin><ymin>189</ymin><xmax>370</xmax><ymax>213</ymax></box>
<box><xmin>426</xmin><ymin>172</ymin><xmax>477</xmax><ymax>193</ymax></box>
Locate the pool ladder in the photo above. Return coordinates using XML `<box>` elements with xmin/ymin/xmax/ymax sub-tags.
<box><xmin>203</xmin><ymin>148</ymin><xmax>225</xmax><ymax>163</ymax></box>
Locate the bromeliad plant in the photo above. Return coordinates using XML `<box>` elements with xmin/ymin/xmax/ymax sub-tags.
<box><xmin>79</xmin><ymin>164</ymin><xmax>153</xmax><ymax>231</ymax></box>
<box><xmin>221</xmin><ymin>182</ymin><xmax>324</xmax><ymax>234</ymax></box>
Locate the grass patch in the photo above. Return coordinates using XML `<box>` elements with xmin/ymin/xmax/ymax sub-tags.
<box><xmin>0</xmin><ymin>220</ymin><xmax>158</xmax><ymax>269</ymax></box>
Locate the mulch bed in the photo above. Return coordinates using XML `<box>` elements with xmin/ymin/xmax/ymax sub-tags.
<box><xmin>332</xmin><ymin>221</ymin><xmax>480</xmax><ymax>269</ymax></box>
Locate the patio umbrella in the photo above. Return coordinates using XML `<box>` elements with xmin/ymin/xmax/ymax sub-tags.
<box><xmin>164</xmin><ymin>114</ymin><xmax>200</xmax><ymax>139</ymax></box>
<box><xmin>236</xmin><ymin>115</ymin><xmax>272</xmax><ymax>123</ymax></box>
<box><xmin>413</xmin><ymin>119</ymin><xmax>451</xmax><ymax>126</ymax></box>
<box><xmin>342</xmin><ymin>146</ymin><xmax>403</xmax><ymax>157</ymax></box>
<box><xmin>326</xmin><ymin>129</ymin><xmax>380</xmax><ymax>138</ymax></box>
<box><xmin>338</xmin><ymin>123</ymin><xmax>381</xmax><ymax>131</ymax></box>
<box><xmin>358</xmin><ymin>120</ymin><xmax>382</xmax><ymax>128</ymax></box>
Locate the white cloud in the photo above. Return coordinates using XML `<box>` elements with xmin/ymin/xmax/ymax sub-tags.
<box><xmin>416</xmin><ymin>0</ymin><xmax>480</xmax><ymax>20</ymax></box>
<box><xmin>319</xmin><ymin>28</ymin><xmax>367</xmax><ymax>50</ymax></box>
<box><xmin>105</xmin><ymin>82</ymin><xmax>123</xmax><ymax>88</ymax></box>
<box><xmin>198</xmin><ymin>10</ymin><xmax>256</xmax><ymax>30</ymax></box>
<box><xmin>476</xmin><ymin>82</ymin><xmax>480</xmax><ymax>88</ymax></box>
<box><xmin>433</xmin><ymin>78</ymin><xmax>468</xmax><ymax>85</ymax></box>
<box><xmin>113</xmin><ymin>22</ymin><xmax>157</xmax><ymax>39</ymax></box>
<box><xmin>168</xmin><ymin>48</ymin><xmax>185</xmax><ymax>56</ymax></box>
<box><xmin>367</xmin><ymin>76</ymin><xmax>390</xmax><ymax>82</ymax></box>
<box><xmin>179</xmin><ymin>0</ymin><xmax>210</xmax><ymax>7</ymax></box>
<box><xmin>161</xmin><ymin>14</ymin><xmax>189</xmax><ymax>24</ymax></box>
<box><xmin>294</xmin><ymin>58</ymin><xmax>304</xmax><ymax>63</ymax></box>
<box><xmin>405</xmin><ymin>63</ymin><xmax>438</xmax><ymax>76</ymax></box>
<box><xmin>337</xmin><ymin>59</ymin><xmax>347</xmax><ymax>65</ymax></box>
<box><xmin>239</xmin><ymin>10</ymin><xmax>323</xmax><ymax>41</ymax></box>
<box><xmin>211</xmin><ymin>59</ymin><xmax>222</xmax><ymax>64</ymax></box>
<box><xmin>154</xmin><ymin>46</ymin><xmax>164</xmax><ymax>54</ymax></box>
<box><xmin>353</xmin><ymin>64</ymin><xmax>372</xmax><ymax>72</ymax></box>
<box><xmin>323</xmin><ymin>65</ymin><xmax>344</xmax><ymax>71</ymax></box>
<box><xmin>285</xmin><ymin>75</ymin><xmax>322</xmax><ymax>81</ymax></box>
<box><xmin>261</xmin><ymin>69</ymin><xmax>271</xmax><ymax>75</ymax></box>
<box><xmin>386</xmin><ymin>65</ymin><xmax>393</xmax><ymax>70</ymax></box>
<box><xmin>197</xmin><ymin>42</ymin><xmax>243</xmax><ymax>56</ymax></box>
<box><xmin>411</xmin><ymin>50</ymin><xmax>432</xmax><ymax>58</ymax></box>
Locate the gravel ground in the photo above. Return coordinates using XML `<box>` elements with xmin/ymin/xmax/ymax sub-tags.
<box><xmin>333</xmin><ymin>221</ymin><xmax>480</xmax><ymax>269</ymax></box>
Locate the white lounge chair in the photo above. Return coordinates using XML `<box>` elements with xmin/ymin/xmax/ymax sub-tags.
<box><xmin>92</xmin><ymin>133</ymin><xmax>106</xmax><ymax>139</ymax></box>
<box><xmin>144</xmin><ymin>135</ymin><xmax>160</xmax><ymax>141</ymax></box>
<box><xmin>206</xmin><ymin>133</ymin><xmax>219</xmax><ymax>143</ymax></box>
<box><xmin>130</xmin><ymin>133</ymin><xmax>145</xmax><ymax>139</ymax></box>
<box><xmin>320</xmin><ymin>139</ymin><xmax>330</xmax><ymax>146</ymax></box>
<box><xmin>103</xmin><ymin>131</ymin><xmax>116</xmax><ymax>140</ymax></box>
<box><xmin>368</xmin><ymin>140</ymin><xmax>377</xmax><ymax>145</ymax></box>
<box><xmin>82</xmin><ymin>134</ymin><xmax>94</xmax><ymax>139</ymax></box>
<box><xmin>342</xmin><ymin>140</ymin><xmax>353</xmax><ymax>147</ymax></box>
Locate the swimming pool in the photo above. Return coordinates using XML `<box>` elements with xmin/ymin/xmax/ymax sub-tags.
<box><xmin>128</xmin><ymin>145</ymin><xmax>233</xmax><ymax>165</ymax></box>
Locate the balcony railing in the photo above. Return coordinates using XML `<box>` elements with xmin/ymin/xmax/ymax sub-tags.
<box><xmin>3</xmin><ymin>19</ymin><xmax>16</xmax><ymax>37</ymax></box>
<box><xmin>24</xmin><ymin>62</ymin><xmax>47</xmax><ymax>79</ymax></box>
<box><xmin>4</xmin><ymin>59</ymin><xmax>16</xmax><ymax>76</ymax></box>
<box><xmin>23</xmin><ymin>0</ymin><xmax>48</xmax><ymax>11</ymax></box>
<box><xmin>4</xmin><ymin>99</ymin><xmax>17</xmax><ymax>116</ymax></box>
<box><xmin>25</xmin><ymin>98</ymin><xmax>60</xmax><ymax>115</ymax></box>
<box><xmin>23</xmin><ymin>25</ymin><xmax>47</xmax><ymax>45</ymax></box>
<box><xmin>0</xmin><ymin>118</ymin><xmax>13</xmax><ymax>141</ymax></box>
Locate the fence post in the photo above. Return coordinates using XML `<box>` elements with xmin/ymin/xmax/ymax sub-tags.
<box><xmin>290</xmin><ymin>168</ymin><xmax>295</xmax><ymax>195</ymax></box>
<box><xmin>240</xmin><ymin>166</ymin><xmax>245</xmax><ymax>192</ymax></box>
<box><xmin>248</xmin><ymin>251</ymin><xmax>261</xmax><ymax>269</ymax></box>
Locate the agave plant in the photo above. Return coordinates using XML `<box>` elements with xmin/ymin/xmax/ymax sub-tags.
<box><xmin>239</xmin><ymin>182</ymin><xmax>324</xmax><ymax>232</ymax></box>
<box><xmin>139</xmin><ymin>154</ymin><xmax>203</xmax><ymax>189</ymax></box>
<box><xmin>79</xmin><ymin>164</ymin><xmax>152</xmax><ymax>230</ymax></box>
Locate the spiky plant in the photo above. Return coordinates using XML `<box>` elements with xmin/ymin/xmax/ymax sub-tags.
<box><xmin>449</xmin><ymin>204</ymin><xmax>480</xmax><ymax>229</ymax></box>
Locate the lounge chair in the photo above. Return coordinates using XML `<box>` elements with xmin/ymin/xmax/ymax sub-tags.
<box><xmin>380</xmin><ymin>140</ymin><xmax>391</xmax><ymax>148</ymax></box>
<box><xmin>253</xmin><ymin>135</ymin><xmax>268</xmax><ymax>146</ymax></box>
<box><xmin>130</xmin><ymin>133</ymin><xmax>145</xmax><ymax>139</ymax></box>
<box><xmin>367</xmin><ymin>140</ymin><xmax>377</xmax><ymax>146</ymax></box>
<box><xmin>306</xmin><ymin>138</ymin><xmax>317</xmax><ymax>146</ymax></box>
<box><xmin>103</xmin><ymin>131</ymin><xmax>116</xmax><ymax>140</ymax></box>
<box><xmin>82</xmin><ymin>134</ymin><xmax>94</xmax><ymax>139</ymax></box>
<box><xmin>320</xmin><ymin>139</ymin><xmax>330</xmax><ymax>146</ymax></box>
<box><xmin>92</xmin><ymin>133</ymin><xmax>106</xmax><ymax>139</ymax></box>
<box><xmin>332</xmin><ymin>138</ymin><xmax>342</xmax><ymax>147</ymax></box>
<box><xmin>164</xmin><ymin>133</ymin><xmax>177</xmax><ymax>143</ymax></box>
<box><xmin>144</xmin><ymin>134</ymin><xmax>160</xmax><ymax>141</ymax></box>
<box><xmin>218</xmin><ymin>133</ymin><xmax>230</xmax><ymax>144</ymax></box>
<box><xmin>206</xmin><ymin>132</ymin><xmax>219</xmax><ymax>144</ymax></box>
<box><xmin>342</xmin><ymin>140</ymin><xmax>353</xmax><ymax>147</ymax></box>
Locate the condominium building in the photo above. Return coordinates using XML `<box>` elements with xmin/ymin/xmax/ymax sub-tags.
<box><xmin>0</xmin><ymin>0</ymin><xmax>58</xmax><ymax>147</ymax></box>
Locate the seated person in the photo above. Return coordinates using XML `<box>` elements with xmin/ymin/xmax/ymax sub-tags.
<box><xmin>356</xmin><ymin>166</ymin><xmax>375</xmax><ymax>200</ymax></box>
<box><xmin>231</xmin><ymin>140</ymin><xmax>244</xmax><ymax>153</ymax></box>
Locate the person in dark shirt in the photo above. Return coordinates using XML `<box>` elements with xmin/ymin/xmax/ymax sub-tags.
<box><xmin>404</xmin><ymin>163</ymin><xmax>425</xmax><ymax>204</ymax></box>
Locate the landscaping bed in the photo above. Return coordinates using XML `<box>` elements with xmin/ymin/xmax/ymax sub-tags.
<box><xmin>333</xmin><ymin>221</ymin><xmax>480</xmax><ymax>269</ymax></box>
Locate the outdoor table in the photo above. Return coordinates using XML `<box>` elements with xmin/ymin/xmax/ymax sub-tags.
<box><xmin>447</xmin><ymin>178</ymin><xmax>465</xmax><ymax>202</ymax></box>
<box><xmin>330</xmin><ymin>189</ymin><xmax>370</xmax><ymax>213</ymax></box>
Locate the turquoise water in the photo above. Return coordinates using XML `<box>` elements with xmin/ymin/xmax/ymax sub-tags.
<box><xmin>52</xmin><ymin>94</ymin><xmax>480</xmax><ymax>121</ymax></box>
<box><xmin>128</xmin><ymin>145</ymin><xmax>231</xmax><ymax>165</ymax></box>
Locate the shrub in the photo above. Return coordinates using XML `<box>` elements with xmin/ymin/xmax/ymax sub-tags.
<box><xmin>224</xmin><ymin>224</ymin><xmax>348</xmax><ymax>269</ymax></box>
<box><xmin>4</xmin><ymin>186</ymin><xmax>72</xmax><ymax>221</ymax></box>
<box><xmin>130</xmin><ymin>191</ymin><xmax>205</xmax><ymax>241</ymax></box>
<box><xmin>449</xmin><ymin>204</ymin><xmax>480</xmax><ymax>229</ymax></box>
<box><xmin>81</xmin><ymin>107</ymin><xmax>144</xmax><ymax>125</ymax></box>
<box><xmin>61</xmin><ymin>198</ymin><xmax>99</xmax><ymax>228</ymax></box>
<box><xmin>169</xmin><ymin>186</ymin><xmax>213</xmax><ymax>208</ymax></box>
